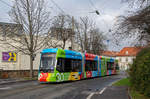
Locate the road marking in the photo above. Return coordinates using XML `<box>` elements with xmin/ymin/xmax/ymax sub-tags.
<box><xmin>86</xmin><ymin>92</ymin><xmax>95</xmax><ymax>99</ymax></box>
<box><xmin>86</xmin><ymin>87</ymin><xmax>107</xmax><ymax>99</ymax></box>
<box><xmin>0</xmin><ymin>87</ymin><xmax>11</xmax><ymax>90</ymax></box>
<box><xmin>99</xmin><ymin>87</ymin><xmax>107</xmax><ymax>94</ymax></box>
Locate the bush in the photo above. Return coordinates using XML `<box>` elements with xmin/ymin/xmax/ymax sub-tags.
<box><xmin>129</xmin><ymin>47</ymin><xmax>150</xmax><ymax>97</ymax></box>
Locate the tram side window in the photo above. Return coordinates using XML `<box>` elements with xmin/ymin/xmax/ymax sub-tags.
<box><xmin>85</xmin><ymin>60</ymin><xmax>97</xmax><ymax>71</ymax></box>
<box><xmin>85</xmin><ymin>61</ymin><xmax>91</xmax><ymax>71</ymax></box>
<box><xmin>107</xmin><ymin>62</ymin><xmax>111</xmax><ymax>70</ymax></box>
<box><xmin>111</xmin><ymin>62</ymin><xmax>114</xmax><ymax>70</ymax></box>
<box><xmin>93</xmin><ymin>61</ymin><xmax>97</xmax><ymax>71</ymax></box>
<box><xmin>64</xmin><ymin>58</ymin><xmax>72</xmax><ymax>72</ymax></box>
<box><xmin>57</xmin><ymin>58</ymin><xmax>72</xmax><ymax>72</ymax></box>
<box><xmin>57</xmin><ymin>58</ymin><xmax>65</xmax><ymax>72</ymax></box>
<box><xmin>71</xmin><ymin>60</ymin><xmax>82</xmax><ymax>72</ymax></box>
<box><xmin>107</xmin><ymin>62</ymin><xmax>114</xmax><ymax>70</ymax></box>
<box><xmin>57</xmin><ymin>58</ymin><xmax>82</xmax><ymax>72</ymax></box>
<box><xmin>115</xmin><ymin>63</ymin><xmax>119</xmax><ymax>70</ymax></box>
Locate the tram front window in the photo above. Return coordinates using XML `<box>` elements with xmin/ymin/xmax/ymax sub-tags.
<box><xmin>40</xmin><ymin>53</ymin><xmax>56</xmax><ymax>73</ymax></box>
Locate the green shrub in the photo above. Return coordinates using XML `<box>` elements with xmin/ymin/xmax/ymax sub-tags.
<box><xmin>129</xmin><ymin>47</ymin><xmax>150</xmax><ymax>97</ymax></box>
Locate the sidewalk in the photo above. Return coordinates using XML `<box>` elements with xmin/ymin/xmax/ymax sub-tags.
<box><xmin>92</xmin><ymin>86</ymin><xmax>130</xmax><ymax>99</ymax></box>
<box><xmin>0</xmin><ymin>78</ymin><xmax>36</xmax><ymax>85</ymax></box>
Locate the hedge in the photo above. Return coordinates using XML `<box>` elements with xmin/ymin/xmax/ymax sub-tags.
<box><xmin>129</xmin><ymin>47</ymin><xmax>150</xmax><ymax>97</ymax></box>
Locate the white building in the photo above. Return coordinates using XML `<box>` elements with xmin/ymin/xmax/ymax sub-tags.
<box><xmin>116</xmin><ymin>47</ymin><xmax>143</xmax><ymax>70</ymax></box>
<box><xmin>0</xmin><ymin>22</ymin><xmax>81</xmax><ymax>71</ymax></box>
<box><xmin>101</xmin><ymin>47</ymin><xmax>143</xmax><ymax>71</ymax></box>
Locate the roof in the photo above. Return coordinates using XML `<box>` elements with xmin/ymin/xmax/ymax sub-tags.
<box><xmin>101</xmin><ymin>51</ymin><xmax>119</xmax><ymax>57</ymax></box>
<box><xmin>117</xmin><ymin>47</ymin><xmax>143</xmax><ymax>56</ymax></box>
<box><xmin>101</xmin><ymin>46</ymin><xmax>144</xmax><ymax>57</ymax></box>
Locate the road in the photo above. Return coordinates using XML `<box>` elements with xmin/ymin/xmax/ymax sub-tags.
<box><xmin>0</xmin><ymin>73</ymin><xmax>125</xmax><ymax>99</ymax></box>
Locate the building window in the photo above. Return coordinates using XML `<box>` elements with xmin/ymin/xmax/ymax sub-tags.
<box><xmin>126</xmin><ymin>51</ymin><xmax>128</xmax><ymax>55</ymax></box>
<box><xmin>126</xmin><ymin>58</ymin><xmax>128</xmax><ymax>62</ymax></box>
<box><xmin>119</xmin><ymin>58</ymin><xmax>122</xmax><ymax>62</ymax></box>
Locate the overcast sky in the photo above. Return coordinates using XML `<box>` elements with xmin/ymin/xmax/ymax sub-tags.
<box><xmin>0</xmin><ymin>0</ymin><xmax>133</xmax><ymax>51</ymax></box>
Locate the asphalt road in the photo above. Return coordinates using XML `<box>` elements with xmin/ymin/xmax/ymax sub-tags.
<box><xmin>0</xmin><ymin>73</ymin><xmax>126</xmax><ymax>99</ymax></box>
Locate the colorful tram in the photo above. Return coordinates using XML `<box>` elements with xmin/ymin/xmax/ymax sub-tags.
<box><xmin>38</xmin><ymin>48</ymin><xmax>119</xmax><ymax>82</ymax></box>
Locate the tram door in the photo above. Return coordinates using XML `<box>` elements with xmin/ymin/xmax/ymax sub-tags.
<box><xmin>101</xmin><ymin>58</ymin><xmax>105</xmax><ymax>76</ymax></box>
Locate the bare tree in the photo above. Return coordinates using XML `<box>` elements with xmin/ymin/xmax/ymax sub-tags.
<box><xmin>116</xmin><ymin>0</ymin><xmax>150</xmax><ymax>46</ymax></box>
<box><xmin>75</xmin><ymin>17</ymin><xmax>91</xmax><ymax>52</ymax></box>
<box><xmin>88</xmin><ymin>28</ymin><xmax>106</xmax><ymax>55</ymax></box>
<box><xmin>45</xmin><ymin>28</ymin><xmax>64</xmax><ymax>48</ymax></box>
<box><xmin>0</xmin><ymin>0</ymin><xmax>51</xmax><ymax>78</ymax></box>
<box><xmin>75</xmin><ymin>17</ymin><xmax>106</xmax><ymax>54</ymax></box>
<box><xmin>121</xmin><ymin>0</ymin><xmax>150</xmax><ymax>7</ymax></box>
<box><xmin>50</xmin><ymin>14</ymin><xmax>74</xmax><ymax>49</ymax></box>
<box><xmin>45</xmin><ymin>35</ymin><xmax>62</xmax><ymax>48</ymax></box>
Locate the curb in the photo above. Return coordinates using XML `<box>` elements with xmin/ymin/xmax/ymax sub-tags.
<box><xmin>109</xmin><ymin>79</ymin><xmax>122</xmax><ymax>86</ymax></box>
<box><xmin>0</xmin><ymin>80</ymin><xmax>37</xmax><ymax>85</ymax></box>
<box><xmin>128</xmin><ymin>87</ymin><xmax>132</xmax><ymax>99</ymax></box>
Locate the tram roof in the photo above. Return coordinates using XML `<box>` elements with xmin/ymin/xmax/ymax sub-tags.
<box><xmin>41</xmin><ymin>48</ymin><xmax>82</xmax><ymax>59</ymax></box>
<box><xmin>42</xmin><ymin>48</ymin><xmax>58</xmax><ymax>53</ymax></box>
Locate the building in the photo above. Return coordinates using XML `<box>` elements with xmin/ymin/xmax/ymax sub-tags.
<box><xmin>101</xmin><ymin>47</ymin><xmax>143</xmax><ymax>71</ymax></box>
<box><xmin>0</xmin><ymin>22</ymin><xmax>81</xmax><ymax>78</ymax></box>
<box><xmin>116</xmin><ymin>47</ymin><xmax>143</xmax><ymax>70</ymax></box>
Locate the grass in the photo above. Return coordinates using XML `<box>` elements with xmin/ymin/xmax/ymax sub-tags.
<box><xmin>113</xmin><ymin>78</ymin><xmax>130</xmax><ymax>86</ymax></box>
<box><xmin>113</xmin><ymin>78</ymin><xmax>150</xmax><ymax>99</ymax></box>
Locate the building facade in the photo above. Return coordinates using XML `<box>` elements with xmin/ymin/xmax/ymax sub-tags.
<box><xmin>101</xmin><ymin>47</ymin><xmax>143</xmax><ymax>71</ymax></box>
<box><xmin>116</xmin><ymin>47</ymin><xmax>143</xmax><ymax>70</ymax></box>
<box><xmin>0</xmin><ymin>22</ymin><xmax>81</xmax><ymax>71</ymax></box>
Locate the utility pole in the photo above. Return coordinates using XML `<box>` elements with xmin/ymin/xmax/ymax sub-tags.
<box><xmin>71</xmin><ymin>16</ymin><xmax>75</xmax><ymax>50</ymax></box>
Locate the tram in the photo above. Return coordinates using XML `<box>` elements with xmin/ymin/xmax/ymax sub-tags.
<box><xmin>38</xmin><ymin>48</ymin><xmax>119</xmax><ymax>82</ymax></box>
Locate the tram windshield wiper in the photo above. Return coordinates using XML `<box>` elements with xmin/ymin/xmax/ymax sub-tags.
<box><xmin>40</xmin><ymin>68</ymin><xmax>54</xmax><ymax>73</ymax></box>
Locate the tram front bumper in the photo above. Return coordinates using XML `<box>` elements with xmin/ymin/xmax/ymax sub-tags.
<box><xmin>38</xmin><ymin>73</ymin><xmax>56</xmax><ymax>82</ymax></box>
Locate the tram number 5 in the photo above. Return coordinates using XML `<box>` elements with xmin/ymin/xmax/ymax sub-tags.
<box><xmin>56</xmin><ymin>73</ymin><xmax>64</xmax><ymax>82</ymax></box>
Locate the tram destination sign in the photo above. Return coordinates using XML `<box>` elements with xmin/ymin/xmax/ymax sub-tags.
<box><xmin>42</xmin><ymin>53</ymin><xmax>55</xmax><ymax>57</ymax></box>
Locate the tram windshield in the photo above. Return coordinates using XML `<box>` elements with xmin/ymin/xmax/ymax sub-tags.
<box><xmin>40</xmin><ymin>53</ymin><xmax>56</xmax><ymax>73</ymax></box>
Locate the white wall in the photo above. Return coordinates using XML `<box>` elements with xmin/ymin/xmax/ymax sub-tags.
<box><xmin>0</xmin><ymin>44</ymin><xmax>18</xmax><ymax>70</ymax></box>
<box><xmin>0</xmin><ymin>38</ymin><xmax>81</xmax><ymax>70</ymax></box>
<box><xmin>116</xmin><ymin>56</ymin><xmax>135</xmax><ymax>71</ymax></box>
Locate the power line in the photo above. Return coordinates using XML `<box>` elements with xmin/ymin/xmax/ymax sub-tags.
<box><xmin>0</xmin><ymin>0</ymin><xmax>12</xmax><ymax>7</ymax></box>
<box><xmin>89</xmin><ymin>0</ymin><xmax>97</xmax><ymax>10</ymax></box>
<box><xmin>88</xmin><ymin>0</ymin><xmax>112</xmax><ymax>32</ymax></box>
<box><xmin>88</xmin><ymin>0</ymin><xmax>101</xmax><ymax>16</ymax></box>
<box><xmin>88</xmin><ymin>0</ymin><xmax>109</xmax><ymax>15</ymax></box>
<box><xmin>50</xmin><ymin>0</ymin><xmax>65</xmax><ymax>14</ymax></box>
<box><xmin>50</xmin><ymin>0</ymin><xmax>72</xmax><ymax>20</ymax></box>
